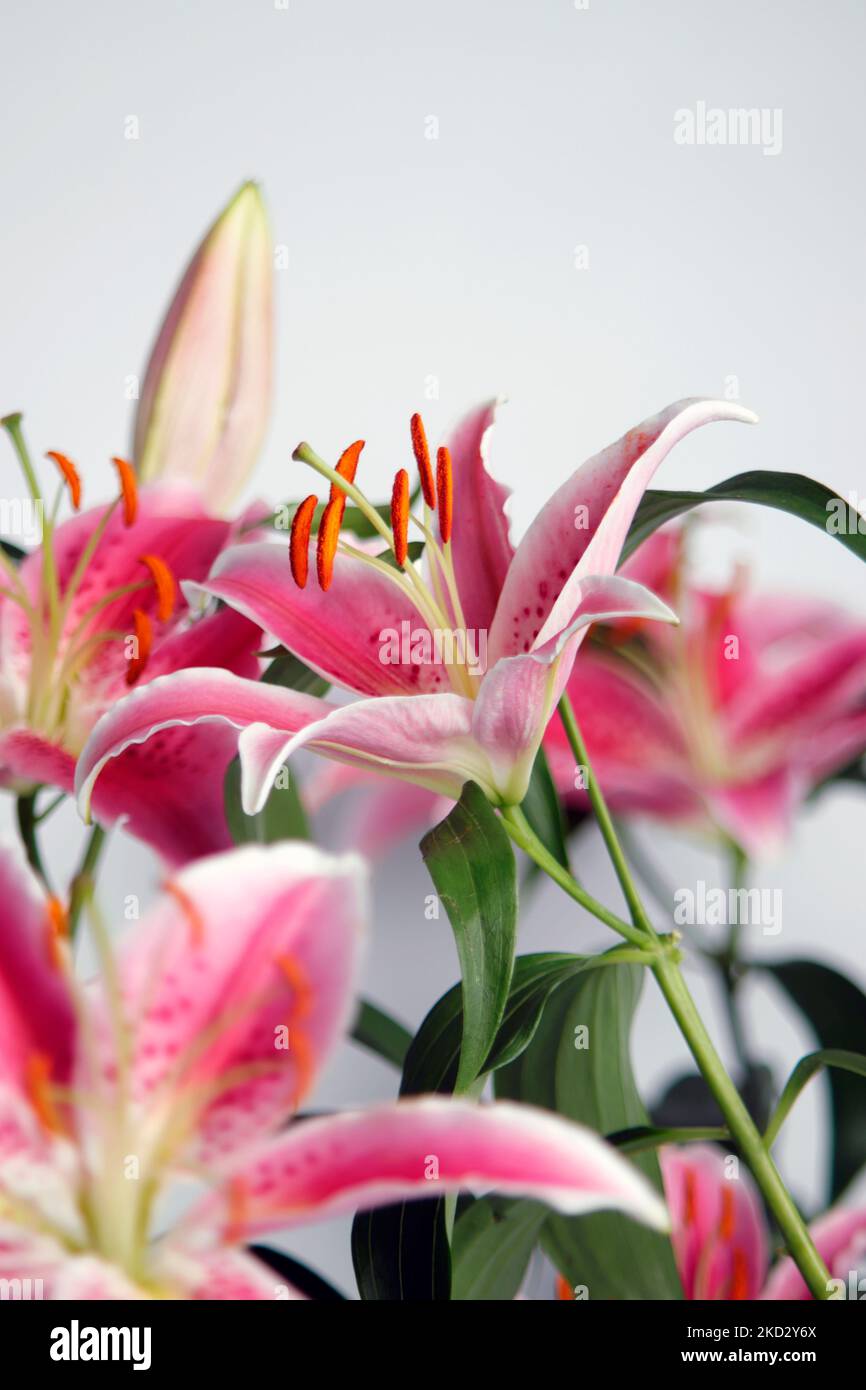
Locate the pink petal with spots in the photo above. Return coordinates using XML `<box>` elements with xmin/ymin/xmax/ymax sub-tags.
<box><xmin>445</xmin><ymin>399</ymin><xmax>514</xmax><ymax>634</ymax></box>
<box><xmin>189</xmin><ymin>540</ymin><xmax>448</xmax><ymax>697</ymax></box>
<box><xmin>86</xmin><ymin>843</ymin><xmax>367</xmax><ymax>1164</ymax></box>
<box><xmin>75</xmin><ymin>667</ymin><xmax>335</xmax><ymax>827</ymax></box>
<box><xmin>488</xmin><ymin>399</ymin><xmax>756</xmax><ymax>665</ymax></box>
<box><xmin>184</xmin><ymin>1099</ymin><xmax>669</xmax><ymax>1240</ymax></box>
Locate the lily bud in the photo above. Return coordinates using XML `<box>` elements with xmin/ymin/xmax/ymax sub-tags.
<box><xmin>133</xmin><ymin>181</ymin><xmax>273</xmax><ymax>514</ymax></box>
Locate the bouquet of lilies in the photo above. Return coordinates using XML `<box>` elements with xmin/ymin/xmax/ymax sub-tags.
<box><xmin>2</xmin><ymin>183</ymin><xmax>864</xmax><ymax>1302</ymax></box>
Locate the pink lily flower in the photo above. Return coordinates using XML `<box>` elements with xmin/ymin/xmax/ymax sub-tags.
<box><xmin>132</xmin><ymin>181</ymin><xmax>273</xmax><ymax>516</ymax></box>
<box><xmin>544</xmin><ymin>525</ymin><xmax>866</xmax><ymax>857</ymax></box>
<box><xmin>75</xmin><ymin>398</ymin><xmax>755</xmax><ymax>826</ymax></box>
<box><xmin>658</xmin><ymin>1144</ymin><xmax>865</xmax><ymax>1301</ymax></box>
<box><xmin>0</xmin><ymin>839</ymin><xmax>668</xmax><ymax>1299</ymax></box>
<box><xmin>0</xmin><ymin>445</ymin><xmax>262</xmax><ymax>864</ymax></box>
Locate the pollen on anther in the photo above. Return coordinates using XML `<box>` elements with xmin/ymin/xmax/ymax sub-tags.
<box><xmin>436</xmin><ymin>445</ymin><xmax>453</xmax><ymax>543</ymax></box>
<box><xmin>112</xmin><ymin>456</ymin><xmax>138</xmax><ymax>527</ymax></box>
<box><xmin>410</xmin><ymin>413</ymin><xmax>436</xmax><ymax>508</ymax></box>
<box><xmin>316</xmin><ymin>496</ymin><xmax>342</xmax><ymax>592</ymax></box>
<box><xmin>45</xmin><ymin>451</ymin><xmax>82</xmax><ymax>510</ymax></box>
<box><xmin>290</xmin><ymin>494</ymin><xmax>318</xmax><ymax>589</ymax></box>
<box><xmin>330</xmin><ymin>440</ymin><xmax>365</xmax><ymax>503</ymax></box>
<box><xmin>391</xmin><ymin>468</ymin><xmax>409</xmax><ymax>567</ymax></box>
<box><xmin>139</xmin><ymin>554</ymin><xmax>176</xmax><ymax>622</ymax></box>
<box><xmin>125</xmin><ymin>608</ymin><xmax>153</xmax><ymax>685</ymax></box>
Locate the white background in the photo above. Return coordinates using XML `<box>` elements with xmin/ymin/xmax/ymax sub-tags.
<box><xmin>1</xmin><ymin>0</ymin><xmax>864</xmax><ymax>1294</ymax></box>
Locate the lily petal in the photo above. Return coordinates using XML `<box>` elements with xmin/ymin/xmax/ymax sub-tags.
<box><xmin>447</xmin><ymin>399</ymin><xmax>514</xmax><ymax>633</ymax></box>
<box><xmin>661</xmin><ymin>1144</ymin><xmax>768</xmax><ymax>1300</ymax></box>
<box><xmin>488</xmin><ymin>398</ymin><xmax>757</xmax><ymax>664</ymax></box>
<box><xmin>183</xmin><ymin>1099</ymin><xmax>670</xmax><ymax>1241</ymax></box>
<box><xmin>237</xmin><ymin>691</ymin><xmax>489</xmax><ymax>814</ymax></box>
<box><xmin>190</xmin><ymin>541</ymin><xmax>449</xmax><ymax>697</ymax></box>
<box><xmin>762</xmin><ymin>1206</ymin><xmax>866</xmax><ymax>1300</ymax></box>
<box><xmin>86</xmin><ymin>844</ymin><xmax>366</xmax><ymax>1163</ymax></box>
<box><xmin>471</xmin><ymin>575</ymin><xmax>679</xmax><ymax>804</ymax></box>
<box><xmin>133</xmin><ymin>182</ymin><xmax>273</xmax><ymax>515</ymax></box>
<box><xmin>75</xmin><ymin>668</ymin><xmax>334</xmax><ymax>826</ymax></box>
<box><xmin>0</xmin><ymin>843</ymin><xmax>75</xmax><ymax>1093</ymax></box>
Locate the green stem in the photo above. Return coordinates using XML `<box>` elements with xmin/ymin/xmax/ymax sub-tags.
<box><xmin>2</xmin><ymin>412</ymin><xmax>40</xmax><ymax>500</ymax></box>
<box><xmin>68</xmin><ymin>825</ymin><xmax>107</xmax><ymax>939</ymax></box>
<box><xmin>541</xmin><ymin>692</ymin><xmax>831</xmax><ymax>1301</ymax></box>
<box><xmin>16</xmin><ymin>791</ymin><xmax>51</xmax><ymax>888</ymax></box>
<box><xmin>502</xmin><ymin>804</ymin><xmax>649</xmax><ymax>949</ymax></box>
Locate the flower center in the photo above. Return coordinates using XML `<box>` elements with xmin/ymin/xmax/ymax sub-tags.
<box><xmin>289</xmin><ymin>414</ymin><xmax>479</xmax><ymax>698</ymax></box>
<box><xmin>0</xmin><ymin>418</ymin><xmax>177</xmax><ymax>752</ymax></box>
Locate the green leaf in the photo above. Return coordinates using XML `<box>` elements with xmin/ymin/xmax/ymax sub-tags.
<box><xmin>520</xmin><ymin>746</ymin><xmax>570</xmax><ymax>871</ymax></box>
<box><xmin>262</xmin><ymin>650</ymin><xmax>330</xmax><ymax>697</ymax></box>
<box><xmin>352</xmin><ymin>1199</ymin><xmax>451</xmax><ymax>1301</ymax></box>
<box><xmin>763</xmin><ymin>960</ymin><xmax>866</xmax><ymax>1199</ymax></box>
<box><xmin>378</xmin><ymin>539</ymin><xmax>425</xmax><ymax>571</ymax></box>
<box><xmin>351</xmin><ymin>949</ymin><xmax>644</xmax><ymax>1302</ymax></box>
<box><xmin>451</xmin><ymin>1198</ymin><xmax>546</xmax><ymax>1301</ymax></box>
<box><xmin>1</xmin><ymin>538</ymin><xmax>25</xmax><ymax>563</ymax></box>
<box><xmin>351</xmin><ymin>999</ymin><xmax>413</xmax><ymax>1069</ymax></box>
<box><xmin>420</xmin><ymin>783</ymin><xmax>517</xmax><ymax>1093</ymax></box>
<box><xmin>765</xmin><ymin>1049</ymin><xmax>866</xmax><ymax>1150</ymax></box>
<box><xmin>401</xmin><ymin>948</ymin><xmax>647</xmax><ymax>1097</ymax></box>
<box><xmin>248</xmin><ymin>1245</ymin><xmax>346</xmax><ymax>1301</ymax></box>
<box><xmin>624</xmin><ymin>472</ymin><xmax>866</xmax><ymax>566</ymax></box>
<box><xmin>497</xmin><ymin>965</ymin><xmax>683</xmax><ymax>1300</ymax></box>
<box><xmin>224</xmin><ymin>758</ymin><xmax>310</xmax><ymax>845</ymax></box>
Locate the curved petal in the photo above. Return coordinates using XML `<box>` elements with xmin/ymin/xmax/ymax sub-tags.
<box><xmin>0</xmin><ymin>843</ymin><xmax>76</xmax><ymax>1093</ymax></box>
<box><xmin>134</xmin><ymin>182</ymin><xmax>273</xmax><ymax>515</ymax></box>
<box><xmin>237</xmin><ymin>692</ymin><xmax>488</xmax><ymax>814</ymax></box>
<box><xmin>471</xmin><ymin>575</ymin><xmax>679</xmax><ymax>805</ymax></box>
<box><xmin>189</xmin><ymin>540</ymin><xmax>448</xmax><ymax>697</ymax></box>
<box><xmin>75</xmin><ymin>667</ymin><xmax>335</xmax><ymax>824</ymax></box>
<box><xmin>446</xmin><ymin>398</ymin><xmax>514</xmax><ymax>633</ymax></box>
<box><xmin>762</xmin><ymin>1206</ymin><xmax>866</xmax><ymax>1300</ymax></box>
<box><xmin>661</xmin><ymin>1144</ymin><xmax>768</xmax><ymax>1300</ymax></box>
<box><xmin>85</xmin><ymin>844</ymin><xmax>367</xmax><ymax>1164</ymax></box>
<box><xmin>489</xmin><ymin>399</ymin><xmax>757</xmax><ymax>664</ymax></box>
<box><xmin>705</xmin><ymin>768</ymin><xmax>800</xmax><ymax>860</ymax></box>
<box><xmin>182</xmin><ymin>1099</ymin><xmax>670</xmax><ymax>1241</ymax></box>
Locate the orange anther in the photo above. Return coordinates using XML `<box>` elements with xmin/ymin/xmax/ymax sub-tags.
<box><xmin>683</xmin><ymin>1169</ymin><xmax>698</xmax><ymax>1227</ymax></box>
<box><xmin>112</xmin><ymin>456</ymin><xmax>138</xmax><ymax>527</ymax></box>
<box><xmin>330</xmin><ymin>440</ymin><xmax>365</xmax><ymax>502</ymax></box>
<box><xmin>436</xmin><ymin>445</ymin><xmax>453</xmax><ymax>543</ymax></box>
<box><xmin>730</xmin><ymin>1247</ymin><xmax>750</xmax><ymax>1300</ymax></box>
<box><xmin>45</xmin><ymin>451</ymin><xmax>82</xmax><ymax>510</ymax></box>
<box><xmin>316</xmin><ymin>496</ymin><xmax>342</xmax><ymax>592</ymax></box>
<box><xmin>290</xmin><ymin>494</ymin><xmax>318</xmax><ymax>589</ymax></box>
<box><xmin>718</xmin><ymin>1185</ymin><xmax>736</xmax><ymax>1241</ymax></box>
<box><xmin>410</xmin><ymin>413</ymin><xmax>436</xmax><ymax>509</ymax></box>
<box><xmin>139</xmin><ymin>554</ymin><xmax>176</xmax><ymax>623</ymax></box>
<box><xmin>390</xmin><ymin>468</ymin><xmax>409</xmax><ymax>567</ymax></box>
<box><xmin>224</xmin><ymin>1176</ymin><xmax>250</xmax><ymax>1245</ymax></box>
<box><xmin>125</xmin><ymin>608</ymin><xmax>153</xmax><ymax>685</ymax></box>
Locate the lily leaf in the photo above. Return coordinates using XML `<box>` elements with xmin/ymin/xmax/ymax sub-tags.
<box><xmin>496</xmin><ymin>964</ymin><xmax>683</xmax><ymax>1299</ymax></box>
<box><xmin>763</xmin><ymin>959</ymin><xmax>866</xmax><ymax>1199</ymax></box>
<box><xmin>351</xmin><ymin>999</ymin><xmax>413</xmax><ymax>1070</ymax></box>
<box><xmin>262</xmin><ymin>650</ymin><xmax>330</xmax><ymax>698</ymax></box>
<box><xmin>624</xmin><ymin>472</ymin><xmax>866</xmax><ymax>565</ymax></box>
<box><xmin>451</xmin><ymin>1197</ymin><xmax>546</xmax><ymax>1301</ymax></box>
<box><xmin>420</xmin><ymin>783</ymin><xmax>517</xmax><ymax>1093</ymax></box>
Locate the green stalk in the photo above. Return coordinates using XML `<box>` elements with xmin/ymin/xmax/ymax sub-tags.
<box><xmin>524</xmin><ymin>691</ymin><xmax>832</xmax><ymax>1301</ymax></box>
<box><xmin>16</xmin><ymin>791</ymin><xmax>51</xmax><ymax>888</ymax></box>
<box><xmin>68</xmin><ymin>824</ymin><xmax>108</xmax><ymax>939</ymax></box>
